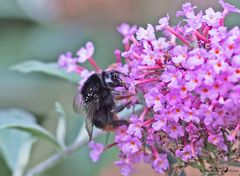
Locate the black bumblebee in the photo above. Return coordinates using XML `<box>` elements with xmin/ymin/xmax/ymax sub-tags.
<box><xmin>73</xmin><ymin>70</ymin><xmax>129</xmax><ymax>141</ymax></box>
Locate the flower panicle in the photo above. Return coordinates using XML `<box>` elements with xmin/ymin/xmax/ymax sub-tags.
<box><xmin>58</xmin><ymin>1</ymin><xmax>240</xmax><ymax>175</ymax></box>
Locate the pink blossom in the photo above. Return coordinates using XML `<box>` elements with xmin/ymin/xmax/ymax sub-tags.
<box><xmin>77</xmin><ymin>42</ymin><xmax>95</xmax><ymax>63</ymax></box>
<box><xmin>141</xmin><ymin>51</ymin><xmax>157</xmax><ymax>66</ymax></box>
<box><xmin>202</xmin><ymin>8</ymin><xmax>222</xmax><ymax>26</ymax></box>
<box><xmin>127</xmin><ymin>115</ymin><xmax>144</xmax><ymax>138</ymax></box>
<box><xmin>115</xmin><ymin>158</ymin><xmax>133</xmax><ymax>176</ymax></box>
<box><xmin>176</xmin><ymin>2</ymin><xmax>196</xmax><ymax>18</ymax></box>
<box><xmin>186</xmin><ymin>48</ymin><xmax>206</xmax><ymax>69</ymax></box>
<box><xmin>172</xmin><ymin>45</ymin><xmax>188</xmax><ymax>64</ymax></box>
<box><xmin>163</xmin><ymin>122</ymin><xmax>184</xmax><ymax>139</ymax></box>
<box><xmin>88</xmin><ymin>141</ymin><xmax>104</xmax><ymax>162</ymax></box>
<box><xmin>57</xmin><ymin>1</ymin><xmax>240</xmax><ymax>175</ymax></box>
<box><xmin>152</xmin><ymin>154</ymin><xmax>169</xmax><ymax>174</ymax></box>
<box><xmin>208</xmin><ymin>134</ymin><xmax>228</xmax><ymax>151</ymax></box>
<box><xmin>219</xmin><ymin>0</ymin><xmax>240</xmax><ymax>16</ymax></box>
<box><xmin>176</xmin><ymin>145</ymin><xmax>193</xmax><ymax>162</ymax></box>
<box><xmin>152</xmin><ymin>114</ymin><xmax>167</xmax><ymax>131</ymax></box>
<box><xmin>144</xmin><ymin>88</ymin><xmax>164</xmax><ymax>112</ymax></box>
<box><xmin>58</xmin><ymin>52</ymin><xmax>77</xmax><ymax>72</ymax></box>
<box><xmin>121</xmin><ymin>136</ymin><xmax>142</xmax><ymax>155</ymax></box>
<box><xmin>156</xmin><ymin>15</ymin><xmax>169</xmax><ymax>31</ymax></box>
<box><xmin>117</xmin><ymin>23</ymin><xmax>137</xmax><ymax>44</ymax></box>
<box><xmin>136</xmin><ymin>24</ymin><xmax>155</xmax><ymax>41</ymax></box>
<box><xmin>185</xmin><ymin>71</ymin><xmax>203</xmax><ymax>91</ymax></box>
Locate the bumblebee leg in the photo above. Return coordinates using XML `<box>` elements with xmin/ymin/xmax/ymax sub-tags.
<box><xmin>111</xmin><ymin>90</ymin><xmax>123</xmax><ymax>95</ymax></box>
<box><xmin>106</xmin><ymin>110</ymin><xmax>128</xmax><ymax>126</ymax></box>
<box><xmin>109</xmin><ymin>119</ymin><xmax>129</xmax><ymax>127</ymax></box>
<box><xmin>111</xmin><ymin>101</ymin><xmax>131</xmax><ymax>113</ymax></box>
<box><xmin>114</xmin><ymin>94</ymin><xmax>132</xmax><ymax>100</ymax></box>
<box><xmin>107</xmin><ymin>82</ymin><xmax>125</xmax><ymax>88</ymax></box>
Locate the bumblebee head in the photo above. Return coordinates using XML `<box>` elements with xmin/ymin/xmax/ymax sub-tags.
<box><xmin>101</xmin><ymin>70</ymin><xmax>126</xmax><ymax>89</ymax></box>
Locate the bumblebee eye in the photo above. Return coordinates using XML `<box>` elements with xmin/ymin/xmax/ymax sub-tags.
<box><xmin>111</xmin><ymin>72</ymin><xmax>120</xmax><ymax>81</ymax></box>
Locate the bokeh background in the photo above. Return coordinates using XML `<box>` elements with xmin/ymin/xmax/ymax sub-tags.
<box><xmin>0</xmin><ymin>0</ymin><xmax>239</xmax><ymax>176</ymax></box>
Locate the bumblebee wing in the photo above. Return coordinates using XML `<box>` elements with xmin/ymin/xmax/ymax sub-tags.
<box><xmin>85</xmin><ymin>116</ymin><xmax>94</xmax><ymax>141</ymax></box>
<box><xmin>73</xmin><ymin>91</ymin><xmax>84</xmax><ymax>113</ymax></box>
<box><xmin>84</xmin><ymin>99</ymin><xmax>99</xmax><ymax>118</ymax></box>
<box><xmin>84</xmin><ymin>100</ymin><xmax>99</xmax><ymax>141</ymax></box>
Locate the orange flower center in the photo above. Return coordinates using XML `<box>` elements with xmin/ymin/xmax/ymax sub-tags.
<box><xmin>171</xmin><ymin>126</ymin><xmax>177</xmax><ymax>131</ymax></box>
<box><xmin>228</xmin><ymin>44</ymin><xmax>234</xmax><ymax>50</ymax></box>
<box><xmin>203</xmin><ymin>88</ymin><xmax>209</xmax><ymax>93</ymax></box>
<box><xmin>214</xmin><ymin>84</ymin><xmax>219</xmax><ymax>89</ymax></box>
<box><xmin>181</xmin><ymin>86</ymin><xmax>187</xmax><ymax>92</ymax></box>
<box><xmin>215</xmin><ymin>49</ymin><xmax>220</xmax><ymax>54</ymax></box>
<box><xmin>216</xmin><ymin>62</ymin><xmax>222</xmax><ymax>67</ymax></box>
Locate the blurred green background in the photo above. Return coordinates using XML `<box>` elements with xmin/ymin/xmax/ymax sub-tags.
<box><xmin>0</xmin><ymin>0</ymin><xmax>239</xmax><ymax>176</ymax></box>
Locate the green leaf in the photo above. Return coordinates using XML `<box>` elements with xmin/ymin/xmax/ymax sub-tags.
<box><xmin>0</xmin><ymin>108</ymin><xmax>61</xmax><ymax>148</ymax></box>
<box><xmin>0</xmin><ymin>129</ymin><xmax>36</xmax><ymax>176</ymax></box>
<box><xmin>11</xmin><ymin>60</ymin><xmax>80</xmax><ymax>83</ymax></box>
<box><xmin>55</xmin><ymin>102</ymin><xmax>66</xmax><ymax>148</ymax></box>
<box><xmin>13</xmin><ymin>137</ymin><xmax>36</xmax><ymax>176</ymax></box>
<box><xmin>0</xmin><ymin>109</ymin><xmax>37</xmax><ymax>176</ymax></box>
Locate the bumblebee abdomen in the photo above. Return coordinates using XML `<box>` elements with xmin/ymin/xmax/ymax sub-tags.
<box><xmin>92</xmin><ymin>109</ymin><xmax>109</xmax><ymax>129</ymax></box>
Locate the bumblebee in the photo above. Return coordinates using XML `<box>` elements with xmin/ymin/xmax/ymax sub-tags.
<box><xmin>73</xmin><ymin>70</ymin><xmax>129</xmax><ymax>140</ymax></box>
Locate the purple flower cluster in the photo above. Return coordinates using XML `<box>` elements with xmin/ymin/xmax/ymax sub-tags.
<box><xmin>88</xmin><ymin>141</ymin><xmax>104</xmax><ymax>162</ymax></box>
<box><xmin>58</xmin><ymin>1</ymin><xmax>240</xmax><ymax>175</ymax></box>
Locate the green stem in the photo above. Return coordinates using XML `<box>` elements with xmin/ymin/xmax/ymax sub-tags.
<box><xmin>198</xmin><ymin>157</ymin><xmax>207</xmax><ymax>175</ymax></box>
<box><xmin>25</xmin><ymin>129</ymin><xmax>104</xmax><ymax>176</ymax></box>
<box><xmin>25</xmin><ymin>106</ymin><xmax>143</xmax><ymax>176</ymax></box>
